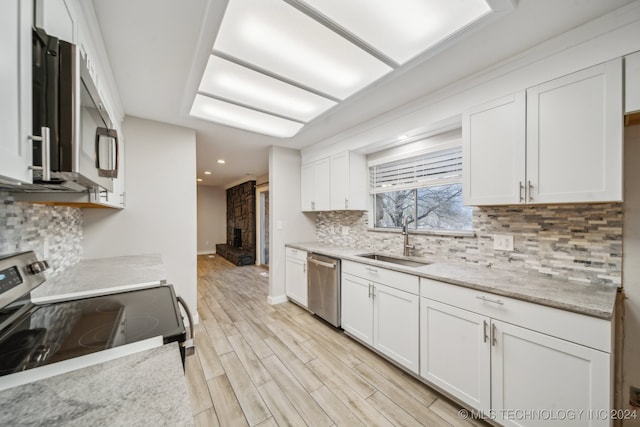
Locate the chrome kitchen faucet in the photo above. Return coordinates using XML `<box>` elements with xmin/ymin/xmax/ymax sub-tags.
<box><xmin>402</xmin><ymin>217</ymin><xmax>415</xmax><ymax>257</ymax></box>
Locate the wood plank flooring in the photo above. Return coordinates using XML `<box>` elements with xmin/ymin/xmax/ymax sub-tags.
<box><xmin>187</xmin><ymin>255</ymin><xmax>486</xmax><ymax>427</ymax></box>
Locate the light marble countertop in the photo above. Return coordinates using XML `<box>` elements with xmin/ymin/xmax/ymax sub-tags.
<box><xmin>32</xmin><ymin>254</ymin><xmax>167</xmax><ymax>301</ymax></box>
<box><xmin>0</xmin><ymin>343</ymin><xmax>193</xmax><ymax>426</ymax></box>
<box><xmin>287</xmin><ymin>241</ymin><xmax>618</xmax><ymax>320</ymax></box>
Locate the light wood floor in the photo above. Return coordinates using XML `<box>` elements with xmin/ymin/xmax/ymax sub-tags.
<box><xmin>186</xmin><ymin>255</ymin><xmax>485</xmax><ymax>427</ymax></box>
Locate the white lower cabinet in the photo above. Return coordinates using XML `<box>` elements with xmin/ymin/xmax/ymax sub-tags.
<box><xmin>341</xmin><ymin>261</ymin><xmax>419</xmax><ymax>374</ymax></box>
<box><xmin>420</xmin><ymin>298</ymin><xmax>491</xmax><ymax>412</ymax></box>
<box><xmin>420</xmin><ymin>278</ymin><xmax>612</xmax><ymax>427</ymax></box>
<box><xmin>285</xmin><ymin>248</ymin><xmax>307</xmax><ymax>307</ymax></box>
<box><xmin>491</xmin><ymin>320</ymin><xmax>610</xmax><ymax>427</ymax></box>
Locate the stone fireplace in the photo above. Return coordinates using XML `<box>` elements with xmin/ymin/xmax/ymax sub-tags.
<box><xmin>216</xmin><ymin>180</ymin><xmax>256</xmax><ymax>266</ymax></box>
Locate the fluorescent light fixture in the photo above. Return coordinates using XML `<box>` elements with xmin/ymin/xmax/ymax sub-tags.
<box><xmin>217</xmin><ymin>159</ymin><xmax>226</xmax><ymax>164</ymax></box>
<box><xmin>190</xmin><ymin>94</ymin><xmax>304</xmax><ymax>137</ymax></box>
<box><xmin>214</xmin><ymin>0</ymin><xmax>392</xmax><ymax>99</ymax></box>
<box><xmin>199</xmin><ymin>55</ymin><xmax>337</xmax><ymax>122</ymax></box>
<box><xmin>204</xmin><ymin>171</ymin><xmax>212</xmax><ymax>175</ymax></box>
<box><xmin>300</xmin><ymin>0</ymin><xmax>492</xmax><ymax>64</ymax></box>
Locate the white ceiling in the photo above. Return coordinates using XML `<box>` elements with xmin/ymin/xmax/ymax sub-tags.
<box><xmin>92</xmin><ymin>0</ymin><xmax>635</xmax><ymax>188</ymax></box>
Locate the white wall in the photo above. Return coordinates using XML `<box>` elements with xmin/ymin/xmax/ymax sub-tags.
<box><xmin>268</xmin><ymin>146</ymin><xmax>315</xmax><ymax>303</ymax></box>
<box><xmin>82</xmin><ymin>116</ymin><xmax>198</xmax><ymax>319</ymax></box>
<box><xmin>197</xmin><ymin>185</ymin><xmax>226</xmax><ymax>254</ymax></box>
<box><xmin>623</xmin><ymin>124</ymin><xmax>640</xmax><ymax>424</ymax></box>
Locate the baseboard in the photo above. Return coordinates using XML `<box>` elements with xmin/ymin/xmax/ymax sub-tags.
<box><xmin>197</xmin><ymin>250</ymin><xmax>216</xmax><ymax>255</ymax></box>
<box><xmin>268</xmin><ymin>294</ymin><xmax>288</xmax><ymax>305</ymax></box>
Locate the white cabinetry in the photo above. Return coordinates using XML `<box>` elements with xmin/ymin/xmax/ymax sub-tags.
<box><xmin>330</xmin><ymin>151</ymin><xmax>367</xmax><ymax>210</ymax></box>
<box><xmin>301</xmin><ymin>157</ymin><xmax>330</xmax><ymax>211</ymax></box>
<box><xmin>463</xmin><ymin>58</ymin><xmax>623</xmax><ymax>205</ymax></box>
<box><xmin>463</xmin><ymin>93</ymin><xmax>526</xmax><ymax>205</ymax></box>
<box><xmin>421</xmin><ymin>298</ymin><xmax>490</xmax><ymax>411</ymax></box>
<box><xmin>342</xmin><ymin>260</ymin><xmax>419</xmax><ymax>373</ymax></box>
<box><xmin>35</xmin><ymin>0</ymin><xmax>76</xmax><ymax>43</ymax></box>
<box><xmin>626</xmin><ymin>51</ymin><xmax>640</xmax><ymax>114</ymax></box>
<box><xmin>285</xmin><ymin>247</ymin><xmax>308</xmax><ymax>307</ymax></box>
<box><xmin>420</xmin><ymin>278</ymin><xmax>612</xmax><ymax>426</ymax></box>
<box><xmin>0</xmin><ymin>0</ymin><xmax>33</xmax><ymax>184</ymax></box>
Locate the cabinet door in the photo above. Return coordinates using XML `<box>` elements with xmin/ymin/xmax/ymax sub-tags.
<box><xmin>285</xmin><ymin>257</ymin><xmax>307</xmax><ymax>307</ymax></box>
<box><xmin>626</xmin><ymin>51</ymin><xmax>640</xmax><ymax>114</ymax></box>
<box><xmin>420</xmin><ymin>298</ymin><xmax>490</xmax><ymax>411</ymax></box>
<box><xmin>301</xmin><ymin>163</ymin><xmax>314</xmax><ymax>211</ymax></box>
<box><xmin>313</xmin><ymin>157</ymin><xmax>331</xmax><ymax>211</ymax></box>
<box><xmin>331</xmin><ymin>151</ymin><xmax>368</xmax><ymax>211</ymax></box>
<box><xmin>527</xmin><ymin>59</ymin><xmax>623</xmax><ymax>203</ymax></box>
<box><xmin>330</xmin><ymin>152</ymin><xmax>349</xmax><ymax>210</ymax></box>
<box><xmin>373</xmin><ymin>283</ymin><xmax>419</xmax><ymax>374</ymax></box>
<box><xmin>491</xmin><ymin>320</ymin><xmax>611</xmax><ymax>427</ymax></box>
<box><xmin>462</xmin><ymin>92</ymin><xmax>526</xmax><ymax>205</ymax></box>
<box><xmin>341</xmin><ymin>273</ymin><xmax>373</xmax><ymax>345</ymax></box>
<box><xmin>0</xmin><ymin>0</ymin><xmax>33</xmax><ymax>184</ymax></box>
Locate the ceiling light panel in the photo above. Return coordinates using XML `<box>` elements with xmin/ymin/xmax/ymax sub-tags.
<box><xmin>190</xmin><ymin>94</ymin><xmax>303</xmax><ymax>137</ymax></box>
<box><xmin>214</xmin><ymin>0</ymin><xmax>392</xmax><ymax>100</ymax></box>
<box><xmin>199</xmin><ymin>55</ymin><xmax>337</xmax><ymax>122</ymax></box>
<box><xmin>299</xmin><ymin>0</ymin><xmax>492</xmax><ymax>64</ymax></box>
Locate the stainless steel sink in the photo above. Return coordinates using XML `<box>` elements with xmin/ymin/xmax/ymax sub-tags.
<box><xmin>357</xmin><ymin>253</ymin><xmax>430</xmax><ymax>268</ymax></box>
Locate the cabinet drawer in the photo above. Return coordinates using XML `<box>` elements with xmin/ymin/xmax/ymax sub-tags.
<box><xmin>285</xmin><ymin>247</ymin><xmax>307</xmax><ymax>261</ymax></box>
<box><xmin>343</xmin><ymin>260</ymin><xmax>419</xmax><ymax>295</ymax></box>
<box><xmin>420</xmin><ymin>278</ymin><xmax>611</xmax><ymax>353</ymax></box>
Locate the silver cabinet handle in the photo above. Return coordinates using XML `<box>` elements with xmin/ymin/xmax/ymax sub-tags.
<box><xmin>345</xmin><ymin>198</ymin><xmax>348</xmax><ymax>209</ymax></box>
<box><xmin>365</xmin><ymin>267</ymin><xmax>378</xmax><ymax>273</ymax></box>
<box><xmin>492</xmin><ymin>323</ymin><xmax>497</xmax><ymax>346</ymax></box>
<box><xmin>29</xmin><ymin>126</ymin><xmax>51</xmax><ymax>181</ymax></box>
<box><xmin>519</xmin><ymin>181</ymin><xmax>524</xmax><ymax>202</ymax></box>
<box><xmin>475</xmin><ymin>295</ymin><xmax>504</xmax><ymax>305</ymax></box>
<box><xmin>483</xmin><ymin>320</ymin><xmax>488</xmax><ymax>343</ymax></box>
<box><xmin>303</xmin><ymin>262</ymin><xmax>306</xmax><ymax>273</ymax></box>
<box><xmin>311</xmin><ymin>201</ymin><xmax>315</xmax><ymax>210</ymax></box>
<box><xmin>307</xmin><ymin>258</ymin><xmax>336</xmax><ymax>269</ymax></box>
<box><xmin>368</xmin><ymin>283</ymin><xmax>372</xmax><ymax>298</ymax></box>
<box><xmin>528</xmin><ymin>180</ymin><xmax>534</xmax><ymax>202</ymax></box>
<box><xmin>372</xmin><ymin>285</ymin><xmax>376</xmax><ymax>299</ymax></box>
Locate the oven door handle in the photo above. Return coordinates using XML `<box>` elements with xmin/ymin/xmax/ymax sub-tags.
<box><xmin>176</xmin><ymin>295</ymin><xmax>195</xmax><ymax>357</ymax></box>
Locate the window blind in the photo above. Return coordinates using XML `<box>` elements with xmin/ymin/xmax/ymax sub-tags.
<box><xmin>369</xmin><ymin>145</ymin><xmax>462</xmax><ymax>194</ymax></box>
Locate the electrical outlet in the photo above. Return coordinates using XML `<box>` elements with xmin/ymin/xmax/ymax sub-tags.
<box><xmin>493</xmin><ymin>234</ymin><xmax>514</xmax><ymax>251</ymax></box>
<box><xmin>630</xmin><ymin>386</ymin><xmax>640</xmax><ymax>408</ymax></box>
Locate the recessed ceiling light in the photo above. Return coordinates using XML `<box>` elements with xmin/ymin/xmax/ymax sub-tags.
<box><xmin>198</xmin><ymin>55</ymin><xmax>337</xmax><ymax>122</ymax></box>
<box><xmin>217</xmin><ymin>159</ymin><xmax>226</xmax><ymax>164</ymax></box>
<box><xmin>398</xmin><ymin>134</ymin><xmax>409</xmax><ymax>140</ymax></box>
<box><xmin>197</xmin><ymin>178</ymin><xmax>203</xmax><ymax>182</ymax></box>
<box><xmin>190</xmin><ymin>94</ymin><xmax>304</xmax><ymax>137</ymax></box>
<box><xmin>204</xmin><ymin>171</ymin><xmax>212</xmax><ymax>175</ymax></box>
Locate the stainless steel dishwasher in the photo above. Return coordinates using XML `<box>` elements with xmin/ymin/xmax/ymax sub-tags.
<box><xmin>307</xmin><ymin>253</ymin><xmax>341</xmax><ymax>327</ymax></box>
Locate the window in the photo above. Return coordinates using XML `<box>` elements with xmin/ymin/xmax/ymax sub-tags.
<box><xmin>370</xmin><ymin>145</ymin><xmax>472</xmax><ymax>231</ymax></box>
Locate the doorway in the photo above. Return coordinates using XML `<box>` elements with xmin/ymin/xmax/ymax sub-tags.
<box><xmin>256</xmin><ymin>184</ymin><xmax>269</xmax><ymax>266</ymax></box>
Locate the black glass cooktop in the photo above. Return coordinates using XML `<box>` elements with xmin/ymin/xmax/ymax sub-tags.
<box><xmin>0</xmin><ymin>286</ymin><xmax>185</xmax><ymax>377</ymax></box>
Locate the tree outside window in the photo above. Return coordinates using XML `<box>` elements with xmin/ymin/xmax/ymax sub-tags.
<box><xmin>374</xmin><ymin>183</ymin><xmax>472</xmax><ymax>231</ymax></box>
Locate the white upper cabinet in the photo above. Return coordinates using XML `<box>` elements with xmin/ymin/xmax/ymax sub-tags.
<box><xmin>527</xmin><ymin>59</ymin><xmax>623</xmax><ymax>204</ymax></box>
<box><xmin>625</xmin><ymin>50</ymin><xmax>640</xmax><ymax>114</ymax></box>
<box><xmin>330</xmin><ymin>151</ymin><xmax>368</xmax><ymax>210</ymax></box>
<box><xmin>35</xmin><ymin>0</ymin><xmax>76</xmax><ymax>43</ymax></box>
<box><xmin>301</xmin><ymin>157</ymin><xmax>330</xmax><ymax>211</ymax></box>
<box><xmin>0</xmin><ymin>0</ymin><xmax>33</xmax><ymax>184</ymax></box>
<box><xmin>302</xmin><ymin>151</ymin><xmax>367</xmax><ymax>212</ymax></box>
<box><xmin>463</xmin><ymin>58</ymin><xmax>623</xmax><ymax>205</ymax></box>
<box><xmin>463</xmin><ymin>92</ymin><xmax>526</xmax><ymax>205</ymax></box>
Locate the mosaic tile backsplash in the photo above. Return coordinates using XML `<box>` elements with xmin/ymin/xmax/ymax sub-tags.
<box><xmin>316</xmin><ymin>203</ymin><xmax>622</xmax><ymax>286</ymax></box>
<box><xmin>0</xmin><ymin>191</ymin><xmax>82</xmax><ymax>276</ymax></box>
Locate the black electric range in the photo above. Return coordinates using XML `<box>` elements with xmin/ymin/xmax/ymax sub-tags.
<box><xmin>0</xmin><ymin>251</ymin><xmax>188</xmax><ymax>382</ymax></box>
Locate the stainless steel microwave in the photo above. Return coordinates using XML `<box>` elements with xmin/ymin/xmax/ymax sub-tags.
<box><xmin>32</xmin><ymin>27</ymin><xmax>118</xmax><ymax>192</ymax></box>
